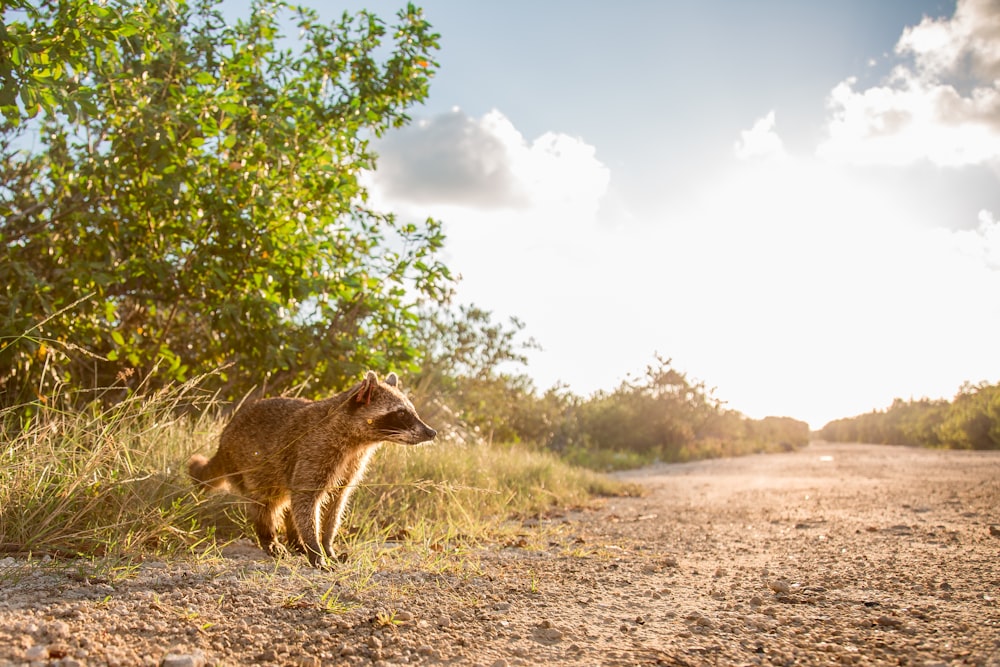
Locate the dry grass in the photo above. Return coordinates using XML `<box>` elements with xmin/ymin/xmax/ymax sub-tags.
<box><xmin>0</xmin><ymin>383</ymin><xmax>630</xmax><ymax>563</ymax></box>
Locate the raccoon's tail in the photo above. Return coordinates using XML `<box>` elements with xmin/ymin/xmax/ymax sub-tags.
<box><xmin>187</xmin><ymin>454</ymin><xmax>232</xmax><ymax>492</ymax></box>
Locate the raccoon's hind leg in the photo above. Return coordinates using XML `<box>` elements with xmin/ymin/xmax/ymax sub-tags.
<box><xmin>188</xmin><ymin>452</ymin><xmax>235</xmax><ymax>492</ymax></box>
<box><xmin>282</xmin><ymin>505</ymin><xmax>306</xmax><ymax>554</ymax></box>
<box><xmin>249</xmin><ymin>498</ymin><xmax>285</xmax><ymax>557</ymax></box>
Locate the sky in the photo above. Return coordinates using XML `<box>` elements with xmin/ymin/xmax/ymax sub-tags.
<box><xmin>232</xmin><ymin>0</ymin><xmax>1000</xmax><ymax>429</ymax></box>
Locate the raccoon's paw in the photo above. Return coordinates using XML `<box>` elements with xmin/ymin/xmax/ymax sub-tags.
<box><xmin>306</xmin><ymin>549</ymin><xmax>348</xmax><ymax>569</ymax></box>
<box><xmin>282</xmin><ymin>536</ymin><xmax>307</xmax><ymax>555</ymax></box>
<box><xmin>263</xmin><ymin>540</ymin><xmax>295</xmax><ymax>560</ymax></box>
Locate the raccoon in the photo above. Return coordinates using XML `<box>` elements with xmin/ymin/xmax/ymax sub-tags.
<box><xmin>188</xmin><ymin>371</ymin><xmax>436</xmax><ymax>566</ymax></box>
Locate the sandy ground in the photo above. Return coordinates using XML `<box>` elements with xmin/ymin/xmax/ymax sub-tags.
<box><xmin>1</xmin><ymin>442</ymin><xmax>998</xmax><ymax>666</ymax></box>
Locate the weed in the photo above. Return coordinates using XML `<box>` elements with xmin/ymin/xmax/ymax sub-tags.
<box><xmin>374</xmin><ymin>609</ymin><xmax>402</xmax><ymax>628</ymax></box>
<box><xmin>320</xmin><ymin>586</ymin><xmax>357</xmax><ymax>615</ymax></box>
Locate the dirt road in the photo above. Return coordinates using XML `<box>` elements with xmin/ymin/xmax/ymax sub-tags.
<box><xmin>1</xmin><ymin>442</ymin><xmax>998</xmax><ymax>666</ymax></box>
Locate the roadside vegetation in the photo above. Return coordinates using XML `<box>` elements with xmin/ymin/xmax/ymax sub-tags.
<box><xmin>0</xmin><ymin>379</ymin><xmax>629</xmax><ymax>561</ymax></box>
<box><xmin>818</xmin><ymin>381</ymin><xmax>1000</xmax><ymax>450</ymax></box>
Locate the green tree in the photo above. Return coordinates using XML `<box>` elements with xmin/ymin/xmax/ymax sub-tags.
<box><xmin>1</xmin><ymin>0</ymin><xmax>450</xmax><ymax>407</ymax></box>
<box><xmin>572</xmin><ymin>356</ymin><xmax>713</xmax><ymax>460</ymax></box>
<box><xmin>818</xmin><ymin>384</ymin><xmax>997</xmax><ymax>450</ymax></box>
<box><xmin>407</xmin><ymin>304</ymin><xmax>541</xmax><ymax>443</ymax></box>
<box><xmin>937</xmin><ymin>383</ymin><xmax>1000</xmax><ymax>450</ymax></box>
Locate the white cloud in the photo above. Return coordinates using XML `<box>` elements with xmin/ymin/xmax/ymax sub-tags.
<box><xmin>371</xmin><ymin>109</ymin><xmax>525</xmax><ymax>209</ymax></box>
<box><xmin>734</xmin><ymin>111</ymin><xmax>786</xmax><ymax>161</ymax></box>
<box><xmin>953</xmin><ymin>209</ymin><xmax>1000</xmax><ymax>270</ymax></box>
<box><xmin>896</xmin><ymin>0</ymin><xmax>1000</xmax><ymax>81</ymax></box>
<box><xmin>371</xmin><ymin>108</ymin><xmax>609</xmax><ymax>214</ymax></box>
<box><xmin>818</xmin><ymin>0</ymin><xmax>1000</xmax><ymax>168</ymax></box>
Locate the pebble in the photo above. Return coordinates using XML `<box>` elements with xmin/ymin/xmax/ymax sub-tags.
<box><xmin>160</xmin><ymin>651</ymin><xmax>206</xmax><ymax>667</ymax></box>
<box><xmin>46</xmin><ymin>620</ymin><xmax>71</xmax><ymax>639</ymax></box>
<box><xmin>768</xmin><ymin>579</ymin><xmax>791</xmax><ymax>594</ymax></box>
<box><xmin>529</xmin><ymin>619</ymin><xmax>564</xmax><ymax>643</ymax></box>
<box><xmin>25</xmin><ymin>645</ymin><xmax>48</xmax><ymax>661</ymax></box>
<box><xmin>693</xmin><ymin>615</ymin><xmax>714</xmax><ymax>629</ymax></box>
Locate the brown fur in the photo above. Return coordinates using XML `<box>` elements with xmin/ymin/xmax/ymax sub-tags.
<box><xmin>189</xmin><ymin>371</ymin><xmax>436</xmax><ymax>566</ymax></box>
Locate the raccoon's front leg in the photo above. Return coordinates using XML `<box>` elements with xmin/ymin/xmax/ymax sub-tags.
<box><xmin>320</xmin><ymin>448</ymin><xmax>377</xmax><ymax>557</ymax></box>
<box><xmin>289</xmin><ymin>488</ymin><xmax>327</xmax><ymax>566</ymax></box>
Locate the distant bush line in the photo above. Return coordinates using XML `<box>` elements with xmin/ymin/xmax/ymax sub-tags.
<box><xmin>818</xmin><ymin>381</ymin><xmax>1000</xmax><ymax>450</ymax></box>
<box><xmin>421</xmin><ymin>355</ymin><xmax>811</xmax><ymax>471</ymax></box>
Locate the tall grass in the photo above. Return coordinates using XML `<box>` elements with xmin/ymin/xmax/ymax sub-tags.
<box><xmin>1</xmin><ymin>383</ymin><xmax>628</xmax><ymax>561</ymax></box>
<box><xmin>0</xmin><ymin>381</ymin><xmax>225</xmax><ymax>559</ymax></box>
<box><xmin>351</xmin><ymin>439</ymin><xmax>627</xmax><ymax>543</ymax></box>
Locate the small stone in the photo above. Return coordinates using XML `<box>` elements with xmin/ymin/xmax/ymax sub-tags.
<box><xmin>437</xmin><ymin>615</ymin><xmax>452</xmax><ymax>628</ymax></box>
<box><xmin>395</xmin><ymin>610</ymin><xmax>414</xmax><ymax>622</ymax></box>
<box><xmin>25</xmin><ymin>645</ymin><xmax>48</xmax><ymax>661</ymax></box>
<box><xmin>161</xmin><ymin>651</ymin><xmax>206</xmax><ymax>667</ymax></box>
<box><xmin>876</xmin><ymin>615</ymin><xmax>903</xmax><ymax>628</ymax></box>
<box><xmin>768</xmin><ymin>579</ymin><xmax>791</xmax><ymax>594</ymax></box>
<box><xmin>534</xmin><ymin>620</ymin><xmax>563</xmax><ymax>643</ymax></box>
<box><xmin>416</xmin><ymin>645</ymin><xmax>439</xmax><ymax>660</ymax></box>
<box><xmin>46</xmin><ymin>620</ymin><xmax>71</xmax><ymax>639</ymax></box>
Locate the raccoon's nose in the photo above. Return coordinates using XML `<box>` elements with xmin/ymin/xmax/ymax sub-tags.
<box><xmin>423</xmin><ymin>425</ymin><xmax>437</xmax><ymax>441</ymax></box>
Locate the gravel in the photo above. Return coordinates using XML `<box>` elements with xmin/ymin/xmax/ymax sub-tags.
<box><xmin>1</xmin><ymin>442</ymin><xmax>998</xmax><ymax>666</ymax></box>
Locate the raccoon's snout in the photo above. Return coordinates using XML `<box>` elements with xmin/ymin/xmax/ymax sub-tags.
<box><xmin>402</xmin><ymin>422</ymin><xmax>436</xmax><ymax>445</ymax></box>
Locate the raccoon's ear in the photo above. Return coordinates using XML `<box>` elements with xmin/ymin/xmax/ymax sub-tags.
<box><xmin>356</xmin><ymin>371</ymin><xmax>378</xmax><ymax>405</ymax></box>
<box><xmin>385</xmin><ymin>372</ymin><xmax>398</xmax><ymax>387</ymax></box>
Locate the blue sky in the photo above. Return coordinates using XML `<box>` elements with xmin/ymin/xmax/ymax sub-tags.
<box><xmin>231</xmin><ymin>0</ymin><xmax>1000</xmax><ymax>428</ymax></box>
